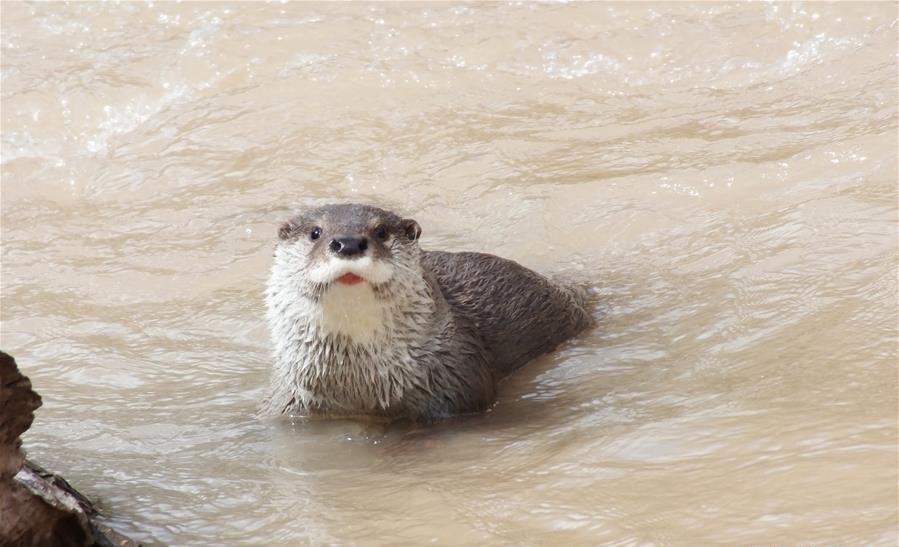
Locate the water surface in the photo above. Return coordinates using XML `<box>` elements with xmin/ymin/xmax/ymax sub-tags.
<box><xmin>1</xmin><ymin>2</ymin><xmax>897</xmax><ymax>545</ymax></box>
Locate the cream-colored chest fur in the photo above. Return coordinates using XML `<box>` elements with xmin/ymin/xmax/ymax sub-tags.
<box><xmin>317</xmin><ymin>283</ymin><xmax>386</xmax><ymax>342</ymax></box>
<box><xmin>266</xmin><ymin>267</ymin><xmax>438</xmax><ymax>415</ymax></box>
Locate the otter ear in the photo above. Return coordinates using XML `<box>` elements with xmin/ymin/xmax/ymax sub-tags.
<box><xmin>401</xmin><ymin>218</ymin><xmax>421</xmax><ymax>241</ymax></box>
<box><xmin>278</xmin><ymin>219</ymin><xmax>297</xmax><ymax>240</ymax></box>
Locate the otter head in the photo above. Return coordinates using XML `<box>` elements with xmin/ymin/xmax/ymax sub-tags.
<box><xmin>268</xmin><ymin>203</ymin><xmax>423</xmax><ymax>342</ymax></box>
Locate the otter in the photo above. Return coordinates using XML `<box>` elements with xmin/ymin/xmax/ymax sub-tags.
<box><xmin>263</xmin><ymin>203</ymin><xmax>593</xmax><ymax>422</ymax></box>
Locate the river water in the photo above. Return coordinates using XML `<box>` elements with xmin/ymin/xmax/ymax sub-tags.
<box><xmin>1</xmin><ymin>2</ymin><xmax>896</xmax><ymax>545</ymax></box>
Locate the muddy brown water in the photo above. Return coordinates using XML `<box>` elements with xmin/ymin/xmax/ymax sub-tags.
<box><xmin>1</xmin><ymin>2</ymin><xmax>897</xmax><ymax>545</ymax></box>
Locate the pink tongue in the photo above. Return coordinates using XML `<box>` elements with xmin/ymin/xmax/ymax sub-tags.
<box><xmin>336</xmin><ymin>273</ymin><xmax>364</xmax><ymax>285</ymax></box>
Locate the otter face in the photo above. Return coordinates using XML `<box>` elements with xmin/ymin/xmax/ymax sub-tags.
<box><xmin>269</xmin><ymin>203</ymin><xmax>423</xmax><ymax>343</ymax></box>
<box><xmin>274</xmin><ymin>203</ymin><xmax>421</xmax><ymax>294</ymax></box>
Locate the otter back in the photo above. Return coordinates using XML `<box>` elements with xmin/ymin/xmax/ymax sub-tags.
<box><xmin>422</xmin><ymin>250</ymin><xmax>594</xmax><ymax>376</ymax></box>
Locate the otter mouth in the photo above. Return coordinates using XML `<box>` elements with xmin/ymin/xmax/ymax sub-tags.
<box><xmin>335</xmin><ymin>272</ymin><xmax>364</xmax><ymax>285</ymax></box>
<box><xmin>307</xmin><ymin>255</ymin><xmax>394</xmax><ymax>289</ymax></box>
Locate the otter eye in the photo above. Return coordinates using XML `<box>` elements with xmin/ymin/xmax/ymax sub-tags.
<box><xmin>374</xmin><ymin>225</ymin><xmax>388</xmax><ymax>240</ymax></box>
<box><xmin>310</xmin><ymin>227</ymin><xmax>322</xmax><ymax>241</ymax></box>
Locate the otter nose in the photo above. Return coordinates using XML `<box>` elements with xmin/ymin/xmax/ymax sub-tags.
<box><xmin>329</xmin><ymin>236</ymin><xmax>368</xmax><ymax>257</ymax></box>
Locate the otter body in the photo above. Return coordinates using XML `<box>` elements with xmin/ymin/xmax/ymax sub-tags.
<box><xmin>263</xmin><ymin>203</ymin><xmax>592</xmax><ymax>421</ymax></box>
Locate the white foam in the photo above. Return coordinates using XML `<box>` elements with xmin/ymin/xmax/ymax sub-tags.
<box><xmin>84</xmin><ymin>83</ymin><xmax>191</xmax><ymax>156</ymax></box>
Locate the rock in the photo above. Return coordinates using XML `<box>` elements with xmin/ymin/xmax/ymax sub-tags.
<box><xmin>0</xmin><ymin>351</ymin><xmax>141</xmax><ymax>547</ymax></box>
